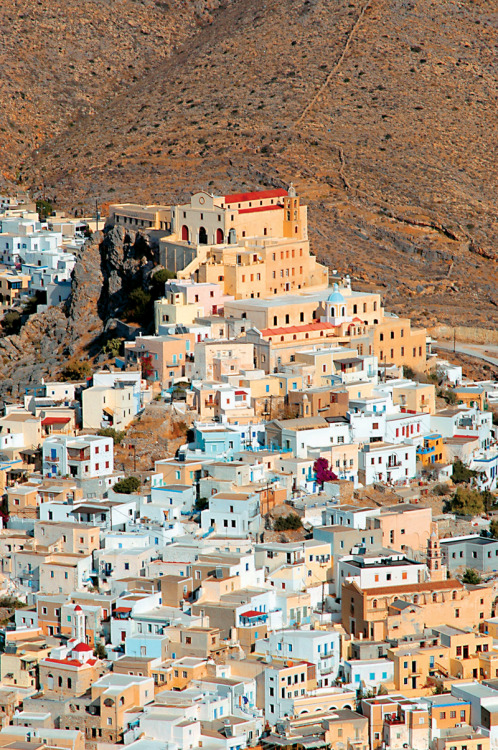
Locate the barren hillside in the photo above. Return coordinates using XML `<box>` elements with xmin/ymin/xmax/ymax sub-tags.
<box><xmin>3</xmin><ymin>0</ymin><xmax>498</xmax><ymax>328</ymax></box>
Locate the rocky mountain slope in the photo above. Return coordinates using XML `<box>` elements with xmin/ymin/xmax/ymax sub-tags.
<box><xmin>2</xmin><ymin>0</ymin><xmax>497</xmax><ymax>332</ymax></box>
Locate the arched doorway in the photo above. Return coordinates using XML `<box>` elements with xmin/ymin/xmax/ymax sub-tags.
<box><xmin>181</xmin><ymin>225</ymin><xmax>189</xmax><ymax>241</ymax></box>
<box><xmin>199</xmin><ymin>227</ymin><xmax>208</xmax><ymax>244</ymax></box>
<box><xmin>216</xmin><ymin>228</ymin><xmax>224</xmax><ymax>244</ymax></box>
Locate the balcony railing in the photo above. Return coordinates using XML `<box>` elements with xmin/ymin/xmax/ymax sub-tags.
<box><xmin>385</xmin><ymin>715</ymin><xmax>404</xmax><ymax>725</ymax></box>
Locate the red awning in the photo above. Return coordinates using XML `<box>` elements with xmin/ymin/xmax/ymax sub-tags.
<box><xmin>241</xmin><ymin>610</ymin><xmax>265</xmax><ymax>618</ymax></box>
<box><xmin>42</xmin><ymin>417</ymin><xmax>71</xmax><ymax>426</ymax></box>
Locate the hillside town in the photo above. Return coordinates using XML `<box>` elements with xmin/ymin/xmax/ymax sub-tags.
<box><xmin>0</xmin><ymin>186</ymin><xmax>496</xmax><ymax>750</ymax></box>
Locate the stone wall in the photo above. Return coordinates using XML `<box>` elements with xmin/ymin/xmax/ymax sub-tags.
<box><xmin>430</xmin><ymin>325</ymin><xmax>498</xmax><ymax>345</ymax></box>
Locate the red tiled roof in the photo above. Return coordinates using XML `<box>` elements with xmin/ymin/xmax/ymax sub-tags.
<box><xmin>72</xmin><ymin>643</ymin><xmax>93</xmax><ymax>652</ymax></box>
<box><xmin>238</xmin><ymin>204</ymin><xmax>284</xmax><ymax>215</ymax></box>
<box><xmin>224</xmin><ymin>188</ymin><xmax>288</xmax><ymax>204</ymax></box>
<box><xmin>41</xmin><ymin>417</ymin><xmax>71</xmax><ymax>426</ymax></box>
<box><xmin>114</xmin><ymin>606</ymin><xmax>132</xmax><ymax>614</ymax></box>
<box><xmin>260</xmin><ymin>322</ymin><xmax>338</xmax><ymax>337</ymax></box>
<box><xmin>44</xmin><ymin>657</ymin><xmax>97</xmax><ymax>667</ymax></box>
<box><xmin>235</xmin><ymin>390</ymin><xmax>248</xmax><ymax>396</ymax></box>
<box><xmin>74</xmin><ymin>605</ymin><xmax>83</xmax><ymax>612</ymax></box>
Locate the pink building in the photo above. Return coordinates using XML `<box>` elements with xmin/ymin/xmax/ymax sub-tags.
<box><xmin>164</xmin><ymin>280</ymin><xmax>233</xmax><ymax>316</ymax></box>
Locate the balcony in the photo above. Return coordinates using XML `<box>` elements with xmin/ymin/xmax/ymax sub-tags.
<box><xmin>385</xmin><ymin>715</ymin><xmax>404</xmax><ymax>725</ymax></box>
<box><xmin>67</xmin><ymin>450</ymin><xmax>90</xmax><ymax>462</ymax></box>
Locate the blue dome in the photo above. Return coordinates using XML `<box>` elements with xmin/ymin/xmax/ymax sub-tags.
<box><xmin>327</xmin><ymin>283</ymin><xmax>345</xmax><ymax>304</ymax></box>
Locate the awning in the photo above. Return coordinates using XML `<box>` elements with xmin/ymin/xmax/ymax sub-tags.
<box><xmin>42</xmin><ymin>416</ymin><xmax>71</xmax><ymax>426</ymax></box>
<box><xmin>103</xmin><ymin>407</ymin><xmax>114</xmax><ymax>416</ymax></box>
<box><xmin>241</xmin><ymin>610</ymin><xmax>266</xmax><ymax>618</ymax></box>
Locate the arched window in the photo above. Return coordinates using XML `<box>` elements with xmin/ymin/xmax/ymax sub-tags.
<box><xmin>432</xmin><ymin>593</ymin><xmax>437</xmax><ymax>602</ymax></box>
<box><xmin>216</xmin><ymin>228</ymin><xmax>224</xmax><ymax>244</ymax></box>
<box><xmin>413</xmin><ymin>595</ymin><xmax>419</xmax><ymax>604</ymax></box>
<box><xmin>372</xmin><ymin>599</ymin><xmax>377</xmax><ymax>609</ymax></box>
<box><xmin>47</xmin><ymin>674</ymin><xmax>54</xmax><ymax>690</ymax></box>
<box><xmin>181</xmin><ymin>225</ymin><xmax>189</xmax><ymax>241</ymax></box>
<box><xmin>58</xmin><ymin>676</ymin><xmax>63</xmax><ymax>687</ymax></box>
<box><xmin>199</xmin><ymin>227</ymin><xmax>208</xmax><ymax>244</ymax></box>
<box><xmin>452</xmin><ymin>591</ymin><xmax>457</xmax><ymax>600</ymax></box>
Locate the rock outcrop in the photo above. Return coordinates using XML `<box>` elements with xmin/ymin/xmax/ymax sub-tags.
<box><xmin>0</xmin><ymin>227</ymin><xmax>154</xmax><ymax>395</ymax></box>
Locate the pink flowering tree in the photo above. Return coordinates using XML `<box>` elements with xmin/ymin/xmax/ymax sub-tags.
<box><xmin>313</xmin><ymin>457</ymin><xmax>338</xmax><ymax>488</ymax></box>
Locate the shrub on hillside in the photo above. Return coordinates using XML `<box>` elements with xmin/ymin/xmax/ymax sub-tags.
<box><xmin>62</xmin><ymin>359</ymin><xmax>92</xmax><ymax>381</ymax></box>
<box><xmin>112</xmin><ymin>476</ymin><xmax>141</xmax><ymax>494</ymax></box>
<box><xmin>274</xmin><ymin>514</ymin><xmax>302</xmax><ymax>531</ymax></box>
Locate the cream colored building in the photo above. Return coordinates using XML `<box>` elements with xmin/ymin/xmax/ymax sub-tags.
<box><xmin>160</xmin><ymin>187</ymin><xmax>328</xmax><ymax>299</ymax></box>
<box><xmin>226</xmin><ymin>274</ymin><xmax>427</xmax><ymax>372</ymax></box>
<box><xmin>109</xmin><ymin>203</ymin><xmax>171</xmax><ymax>231</ymax></box>
<box><xmin>82</xmin><ymin>381</ymin><xmax>138</xmax><ymax>430</ymax></box>
<box><xmin>0</xmin><ymin>410</ymin><xmax>42</xmax><ymax>448</ymax></box>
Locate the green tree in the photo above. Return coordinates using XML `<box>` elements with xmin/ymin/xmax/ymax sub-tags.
<box><xmin>36</xmin><ymin>199</ymin><xmax>53</xmax><ymax>219</ymax></box>
<box><xmin>102</xmin><ymin>338</ymin><xmax>123</xmax><ymax>357</ymax></box>
<box><xmin>462</xmin><ymin>568</ymin><xmax>482</xmax><ymax>585</ymax></box>
<box><xmin>452</xmin><ymin>459</ymin><xmax>477</xmax><ymax>484</ymax></box>
<box><xmin>151</xmin><ymin>268</ymin><xmax>176</xmax><ymax>299</ymax></box>
<box><xmin>1</xmin><ymin>311</ymin><xmax>22</xmax><ymax>335</ymax></box>
<box><xmin>112</xmin><ymin>476</ymin><xmax>141</xmax><ymax>494</ymax></box>
<box><xmin>482</xmin><ymin>490</ymin><xmax>496</xmax><ymax>513</ymax></box>
<box><xmin>194</xmin><ymin>497</ymin><xmax>209</xmax><ymax>511</ymax></box>
<box><xmin>62</xmin><ymin>359</ymin><xmax>92</xmax><ymax>381</ymax></box>
<box><xmin>97</xmin><ymin>428</ymin><xmax>125</xmax><ymax>445</ymax></box>
<box><xmin>447</xmin><ymin>486</ymin><xmax>485</xmax><ymax>516</ymax></box>
<box><xmin>440</xmin><ymin>389</ymin><xmax>457</xmax><ymax>405</ymax></box>
<box><xmin>0</xmin><ymin>596</ymin><xmax>26</xmax><ymax>609</ymax></box>
<box><xmin>489</xmin><ymin>519</ymin><xmax>498</xmax><ymax>539</ymax></box>
<box><xmin>94</xmin><ymin>641</ymin><xmax>107</xmax><ymax>659</ymax></box>
<box><xmin>124</xmin><ymin>288</ymin><xmax>152</xmax><ymax>325</ymax></box>
<box><xmin>274</xmin><ymin>514</ymin><xmax>303</xmax><ymax>531</ymax></box>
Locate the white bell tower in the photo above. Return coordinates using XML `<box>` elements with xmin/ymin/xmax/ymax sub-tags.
<box><xmin>72</xmin><ymin>604</ymin><xmax>86</xmax><ymax>644</ymax></box>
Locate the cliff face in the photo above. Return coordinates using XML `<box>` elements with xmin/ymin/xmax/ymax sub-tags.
<box><xmin>0</xmin><ymin>228</ymin><xmax>153</xmax><ymax>394</ymax></box>
<box><xmin>14</xmin><ymin>0</ymin><xmax>496</xmax><ymax>329</ymax></box>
